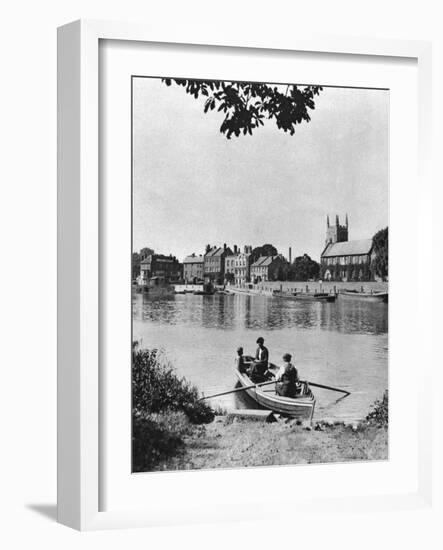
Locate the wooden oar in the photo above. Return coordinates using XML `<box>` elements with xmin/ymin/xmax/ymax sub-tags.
<box><xmin>199</xmin><ymin>379</ymin><xmax>276</xmax><ymax>401</ymax></box>
<box><xmin>304</xmin><ymin>380</ymin><xmax>350</xmax><ymax>396</ymax></box>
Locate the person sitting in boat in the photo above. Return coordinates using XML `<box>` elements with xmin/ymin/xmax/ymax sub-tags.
<box><xmin>249</xmin><ymin>337</ymin><xmax>269</xmax><ymax>383</ymax></box>
<box><xmin>235</xmin><ymin>346</ymin><xmax>247</xmax><ymax>374</ymax></box>
<box><xmin>276</xmin><ymin>353</ymin><xmax>300</xmax><ymax>397</ymax></box>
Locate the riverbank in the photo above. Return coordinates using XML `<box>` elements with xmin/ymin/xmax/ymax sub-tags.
<box><xmin>225</xmin><ymin>280</ymin><xmax>388</xmax><ymax>297</ymax></box>
<box><xmin>145</xmin><ymin>392</ymin><xmax>389</xmax><ymax>472</ymax></box>
<box><xmin>150</xmin><ymin>417</ymin><xmax>388</xmax><ymax>471</ymax></box>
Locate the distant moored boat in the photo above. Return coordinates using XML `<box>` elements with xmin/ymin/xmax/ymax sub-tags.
<box><xmin>136</xmin><ymin>276</ymin><xmax>175</xmax><ymax>297</ymax></box>
<box><xmin>272</xmin><ymin>290</ymin><xmax>336</xmax><ymax>302</ymax></box>
<box><xmin>193</xmin><ymin>282</ymin><xmax>216</xmax><ymax>295</ymax></box>
<box><xmin>339</xmin><ymin>289</ymin><xmax>388</xmax><ymax>303</ymax></box>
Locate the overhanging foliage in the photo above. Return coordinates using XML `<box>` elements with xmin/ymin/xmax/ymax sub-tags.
<box><xmin>162</xmin><ymin>78</ymin><xmax>322</xmax><ymax>139</ymax></box>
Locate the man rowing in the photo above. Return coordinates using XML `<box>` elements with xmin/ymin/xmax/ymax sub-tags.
<box><xmin>249</xmin><ymin>336</ymin><xmax>269</xmax><ymax>383</ymax></box>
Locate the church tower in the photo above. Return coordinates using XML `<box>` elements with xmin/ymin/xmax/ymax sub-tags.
<box><xmin>325</xmin><ymin>214</ymin><xmax>349</xmax><ymax>247</ymax></box>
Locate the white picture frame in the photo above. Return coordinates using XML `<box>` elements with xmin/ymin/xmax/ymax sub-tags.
<box><xmin>57</xmin><ymin>19</ymin><xmax>433</xmax><ymax>531</ymax></box>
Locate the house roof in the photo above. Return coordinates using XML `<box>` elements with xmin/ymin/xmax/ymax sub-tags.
<box><xmin>322</xmin><ymin>239</ymin><xmax>373</xmax><ymax>258</ymax></box>
<box><xmin>140</xmin><ymin>256</ymin><xmax>152</xmax><ymax>264</ymax></box>
<box><xmin>183</xmin><ymin>254</ymin><xmax>204</xmax><ymax>264</ymax></box>
<box><xmin>140</xmin><ymin>254</ymin><xmax>178</xmax><ymax>264</ymax></box>
<box><xmin>205</xmin><ymin>246</ymin><xmax>233</xmax><ymax>257</ymax></box>
<box><xmin>204</xmin><ymin>247</ymin><xmax>220</xmax><ymax>257</ymax></box>
<box><xmin>251</xmin><ymin>255</ymin><xmax>280</xmax><ymax>268</ymax></box>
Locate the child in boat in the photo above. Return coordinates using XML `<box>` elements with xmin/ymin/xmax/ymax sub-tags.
<box><xmin>276</xmin><ymin>353</ymin><xmax>300</xmax><ymax>397</ymax></box>
<box><xmin>236</xmin><ymin>346</ymin><xmax>247</xmax><ymax>373</ymax></box>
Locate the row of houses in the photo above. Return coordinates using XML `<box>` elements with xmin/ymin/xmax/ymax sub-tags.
<box><xmin>183</xmin><ymin>244</ymin><xmax>289</xmax><ymax>286</ymax></box>
<box><xmin>136</xmin><ymin>215</ymin><xmax>384</xmax><ymax>286</ymax></box>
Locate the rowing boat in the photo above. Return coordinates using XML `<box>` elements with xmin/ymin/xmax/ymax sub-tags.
<box><xmin>234</xmin><ymin>362</ymin><xmax>316</xmax><ymax>420</ymax></box>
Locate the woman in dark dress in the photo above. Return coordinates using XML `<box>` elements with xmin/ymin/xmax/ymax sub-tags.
<box><xmin>276</xmin><ymin>353</ymin><xmax>300</xmax><ymax>397</ymax></box>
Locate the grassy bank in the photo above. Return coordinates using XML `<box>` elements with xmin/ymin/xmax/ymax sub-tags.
<box><xmin>133</xmin><ymin>345</ymin><xmax>388</xmax><ymax>472</ymax></box>
<box><xmin>159</xmin><ymin>419</ymin><xmax>387</xmax><ymax>471</ymax></box>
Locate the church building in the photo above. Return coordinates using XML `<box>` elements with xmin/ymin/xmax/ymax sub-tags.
<box><xmin>320</xmin><ymin>215</ymin><xmax>375</xmax><ymax>282</ymax></box>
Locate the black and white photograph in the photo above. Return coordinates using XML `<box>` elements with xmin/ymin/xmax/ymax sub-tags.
<box><xmin>131</xmin><ymin>76</ymin><xmax>389</xmax><ymax>473</ymax></box>
<box><xmin>4</xmin><ymin>0</ymin><xmax>440</xmax><ymax>543</ymax></box>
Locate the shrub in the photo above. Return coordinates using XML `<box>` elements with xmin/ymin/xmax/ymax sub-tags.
<box><xmin>132</xmin><ymin>346</ymin><xmax>214</xmax><ymax>424</ymax></box>
<box><xmin>132</xmin><ymin>412</ymin><xmax>190</xmax><ymax>472</ymax></box>
<box><xmin>181</xmin><ymin>401</ymin><xmax>215</xmax><ymax>424</ymax></box>
<box><xmin>366</xmin><ymin>390</ymin><xmax>388</xmax><ymax>427</ymax></box>
<box><xmin>132</xmin><ymin>344</ymin><xmax>215</xmax><ymax>471</ymax></box>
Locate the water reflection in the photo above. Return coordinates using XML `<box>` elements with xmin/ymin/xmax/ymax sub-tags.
<box><xmin>133</xmin><ymin>292</ymin><xmax>388</xmax><ymax>336</ymax></box>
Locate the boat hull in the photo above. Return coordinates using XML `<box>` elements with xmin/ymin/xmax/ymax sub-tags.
<box><xmin>133</xmin><ymin>285</ymin><xmax>174</xmax><ymax>296</ymax></box>
<box><xmin>339</xmin><ymin>291</ymin><xmax>388</xmax><ymax>303</ymax></box>
<box><xmin>234</xmin><ymin>365</ymin><xmax>315</xmax><ymax>420</ymax></box>
<box><xmin>274</xmin><ymin>292</ymin><xmax>336</xmax><ymax>302</ymax></box>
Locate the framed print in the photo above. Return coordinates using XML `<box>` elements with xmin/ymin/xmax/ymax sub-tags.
<box><xmin>57</xmin><ymin>20</ymin><xmax>433</xmax><ymax>530</ymax></box>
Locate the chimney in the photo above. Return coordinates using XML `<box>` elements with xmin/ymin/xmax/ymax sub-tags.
<box><xmin>234</xmin><ymin>245</ymin><xmax>238</xmax><ymax>254</ymax></box>
<box><xmin>289</xmin><ymin>247</ymin><xmax>292</xmax><ymax>264</ymax></box>
<box><xmin>223</xmin><ymin>243</ymin><xmax>227</xmax><ymax>250</ymax></box>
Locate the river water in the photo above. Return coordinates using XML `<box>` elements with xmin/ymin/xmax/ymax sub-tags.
<box><xmin>132</xmin><ymin>292</ymin><xmax>388</xmax><ymax>422</ymax></box>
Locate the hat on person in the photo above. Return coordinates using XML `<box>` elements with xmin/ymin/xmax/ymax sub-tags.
<box><xmin>283</xmin><ymin>353</ymin><xmax>292</xmax><ymax>361</ymax></box>
<box><xmin>237</xmin><ymin>346</ymin><xmax>243</xmax><ymax>353</ymax></box>
<box><xmin>256</xmin><ymin>337</ymin><xmax>264</xmax><ymax>344</ymax></box>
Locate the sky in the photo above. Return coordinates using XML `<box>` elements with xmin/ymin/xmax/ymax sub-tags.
<box><xmin>132</xmin><ymin>77</ymin><xmax>388</xmax><ymax>262</ymax></box>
